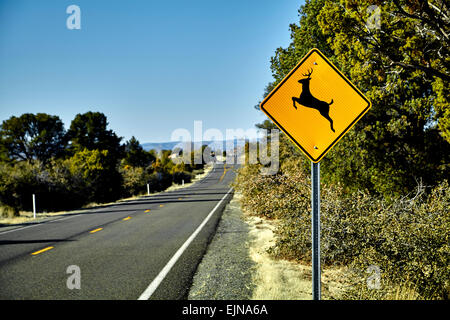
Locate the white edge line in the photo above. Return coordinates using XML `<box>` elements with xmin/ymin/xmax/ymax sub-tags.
<box><xmin>137</xmin><ymin>187</ymin><xmax>233</xmax><ymax>300</ymax></box>
<box><xmin>0</xmin><ymin>201</ymin><xmax>136</xmax><ymax>236</ymax></box>
<box><xmin>0</xmin><ymin>214</ymin><xmax>83</xmax><ymax>236</ymax></box>
<box><xmin>0</xmin><ymin>223</ymin><xmax>39</xmax><ymax>236</ymax></box>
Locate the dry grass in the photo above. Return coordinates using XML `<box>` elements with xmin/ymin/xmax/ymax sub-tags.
<box><xmin>242</xmin><ymin>211</ymin><xmax>435</xmax><ymax>300</ymax></box>
<box><xmin>235</xmin><ymin>162</ymin><xmax>449</xmax><ymax>300</ymax></box>
<box><xmin>247</xmin><ymin>214</ymin><xmax>312</xmax><ymax>299</ymax></box>
<box><xmin>241</xmin><ymin>187</ymin><xmax>375</xmax><ymax>301</ymax></box>
<box><xmin>243</xmin><ymin>210</ymin><xmax>426</xmax><ymax>300</ymax></box>
<box><xmin>244</xmin><ymin>210</ymin><xmax>351</xmax><ymax>300</ymax></box>
<box><xmin>0</xmin><ymin>209</ymin><xmax>77</xmax><ymax>225</ymax></box>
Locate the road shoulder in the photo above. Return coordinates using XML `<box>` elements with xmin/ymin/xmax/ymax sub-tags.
<box><xmin>188</xmin><ymin>193</ymin><xmax>256</xmax><ymax>299</ymax></box>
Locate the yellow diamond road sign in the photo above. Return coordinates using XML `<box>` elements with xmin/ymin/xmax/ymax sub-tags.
<box><xmin>260</xmin><ymin>48</ymin><xmax>371</xmax><ymax>163</ymax></box>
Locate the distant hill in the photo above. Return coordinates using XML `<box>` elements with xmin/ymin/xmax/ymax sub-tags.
<box><xmin>141</xmin><ymin>140</ymin><xmax>247</xmax><ymax>153</ymax></box>
<box><xmin>141</xmin><ymin>141</ymin><xmax>181</xmax><ymax>152</ymax></box>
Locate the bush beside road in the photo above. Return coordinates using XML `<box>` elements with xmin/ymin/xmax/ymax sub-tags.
<box><xmin>189</xmin><ymin>193</ymin><xmax>354</xmax><ymax>300</ymax></box>
<box><xmin>232</xmin><ymin>160</ymin><xmax>449</xmax><ymax>300</ymax></box>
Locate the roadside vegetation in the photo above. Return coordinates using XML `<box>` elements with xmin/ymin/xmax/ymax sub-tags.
<box><xmin>234</xmin><ymin>0</ymin><xmax>449</xmax><ymax>300</ymax></box>
<box><xmin>0</xmin><ymin>111</ymin><xmax>207</xmax><ymax>219</ymax></box>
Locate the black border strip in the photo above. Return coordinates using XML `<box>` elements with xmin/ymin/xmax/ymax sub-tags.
<box><xmin>260</xmin><ymin>48</ymin><xmax>371</xmax><ymax>163</ymax></box>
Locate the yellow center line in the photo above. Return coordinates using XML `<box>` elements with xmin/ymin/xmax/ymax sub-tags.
<box><xmin>159</xmin><ymin>204</ymin><xmax>164</xmax><ymax>207</ymax></box>
<box><xmin>90</xmin><ymin>228</ymin><xmax>103</xmax><ymax>234</ymax></box>
<box><xmin>123</xmin><ymin>216</ymin><xmax>131</xmax><ymax>221</ymax></box>
<box><xmin>219</xmin><ymin>165</ymin><xmax>228</xmax><ymax>182</ymax></box>
<box><xmin>144</xmin><ymin>209</ymin><xmax>151</xmax><ymax>213</ymax></box>
<box><xmin>178</xmin><ymin>198</ymin><xmax>183</xmax><ymax>200</ymax></box>
<box><xmin>31</xmin><ymin>246</ymin><xmax>54</xmax><ymax>256</ymax></box>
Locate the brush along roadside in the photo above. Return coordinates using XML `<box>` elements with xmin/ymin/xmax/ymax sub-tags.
<box><xmin>0</xmin><ymin>165</ymin><xmax>213</xmax><ymax>226</ymax></box>
<box><xmin>188</xmin><ymin>193</ymin><xmax>352</xmax><ymax>300</ymax></box>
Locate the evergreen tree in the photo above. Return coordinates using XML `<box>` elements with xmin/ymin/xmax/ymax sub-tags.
<box><xmin>0</xmin><ymin>113</ymin><xmax>67</xmax><ymax>164</ymax></box>
<box><xmin>260</xmin><ymin>0</ymin><xmax>449</xmax><ymax>197</ymax></box>
<box><xmin>67</xmin><ymin>111</ymin><xmax>124</xmax><ymax>162</ymax></box>
<box><xmin>123</xmin><ymin>136</ymin><xmax>155</xmax><ymax>168</ymax></box>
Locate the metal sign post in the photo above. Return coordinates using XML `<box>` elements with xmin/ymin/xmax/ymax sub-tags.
<box><xmin>311</xmin><ymin>162</ymin><xmax>321</xmax><ymax>300</ymax></box>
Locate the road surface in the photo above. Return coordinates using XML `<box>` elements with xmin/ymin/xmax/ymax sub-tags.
<box><xmin>0</xmin><ymin>163</ymin><xmax>235</xmax><ymax>300</ymax></box>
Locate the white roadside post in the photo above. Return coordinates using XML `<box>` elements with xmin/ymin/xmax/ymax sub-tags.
<box><xmin>32</xmin><ymin>194</ymin><xmax>36</xmax><ymax>219</ymax></box>
<box><xmin>147</xmin><ymin>183</ymin><xmax>150</xmax><ymax>196</ymax></box>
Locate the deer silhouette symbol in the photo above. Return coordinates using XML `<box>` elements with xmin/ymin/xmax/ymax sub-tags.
<box><xmin>292</xmin><ymin>69</ymin><xmax>335</xmax><ymax>132</ymax></box>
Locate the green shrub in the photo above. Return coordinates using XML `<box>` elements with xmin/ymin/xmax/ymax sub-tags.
<box><xmin>234</xmin><ymin>159</ymin><xmax>450</xmax><ymax>299</ymax></box>
<box><xmin>68</xmin><ymin>148</ymin><xmax>123</xmax><ymax>203</ymax></box>
<box><xmin>0</xmin><ymin>149</ymin><xmax>126</xmax><ymax>214</ymax></box>
<box><xmin>233</xmin><ymin>159</ymin><xmax>310</xmax><ymax>220</ymax></box>
<box><xmin>0</xmin><ymin>205</ymin><xmax>16</xmax><ymax>218</ymax></box>
<box><xmin>173</xmin><ymin>171</ymin><xmax>193</xmax><ymax>185</ymax></box>
<box><xmin>147</xmin><ymin>171</ymin><xmax>173</xmax><ymax>193</ymax></box>
<box><xmin>0</xmin><ymin>161</ymin><xmax>37</xmax><ymax>214</ymax></box>
<box><xmin>0</xmin><ymin>160</ymin><xmax>87</xmax><ymax>213</ymax></box>
<box><xmin>120</xmin><ymin>165</ymin><xmax>149</xmax><ymax>197</ymax></box>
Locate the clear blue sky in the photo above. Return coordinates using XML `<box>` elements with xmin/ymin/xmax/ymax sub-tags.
<box><xmin>0</xmin><ymin>0</ymin><xmax>304</xmax><ymax>143</ymax></box>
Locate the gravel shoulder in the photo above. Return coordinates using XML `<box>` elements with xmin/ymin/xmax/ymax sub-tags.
<box><xmin>188</xmin><ymin>193</ymin><xmax>256</xmax><ymax>299</ymax></box>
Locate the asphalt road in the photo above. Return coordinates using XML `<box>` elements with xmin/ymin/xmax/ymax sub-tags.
<box><xmin>0</xmin><ymin>163</ymin><xmax>235</xmax><ymax>300</ymax></box>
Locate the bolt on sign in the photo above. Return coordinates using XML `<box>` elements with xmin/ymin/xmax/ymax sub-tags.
<box><xmin>260</xmin><ymin>48</ymin><xmax>371</xmax><ymax>163</ymax></box>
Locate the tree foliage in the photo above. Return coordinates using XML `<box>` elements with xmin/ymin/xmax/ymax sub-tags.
<box><xmin>122</xmin><ymin>136</ymin><xmax>155</xmax><ymax>168</ymax></box>
<box><xmin>234</xmin><ymin>161</ymin><xmax>449</xmax><ymax>299</ymax></box>
<box><xmin>235</xmin><ymin>0</ymin><xmax>450</xmax><ymax>300</ymax></box>
<box><xmin>0</xmin><ymin>113</ymin><xmax>67</xmax><ymax>164</ymax></box>
<box><xmin>262</xmin><ymin>0</ymin><xmax>449</xmax><ymax>197</ymax></box>
<box><xmin>0</xmin><ymin>110</ymin><xmax>211</xmax><ymax>214</ymax></box>
<box><xmin>67</xmin><ymin>111</ymin><xmax>124</xmax><ymax>161</ymax></box>
<box><xmin>67</xmin><ymin>148</ymin><xmax>123</xmax><ymax>203</ymax></box>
